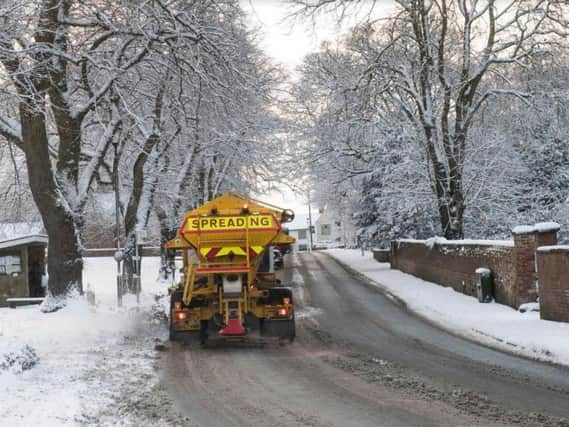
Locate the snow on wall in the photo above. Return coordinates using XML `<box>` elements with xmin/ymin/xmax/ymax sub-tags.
<box><xmin>393</xmin><ymin>223</ymin><xmax>562</xmax><ymax>309</ymax></box>
<box><xmin>537</xmin><ymin>245</ymin><xmax>569</xmax><ymax>253</ymax></box>
<box><xmin>512</xmin><ymin>222</ymin><xmax>560</xmax><ymax>235</ymax></box>
<box><xmin>392</xmin><ymin>239</ymin><xmax>518</xmax><ymax>307</ymax></box>
<box><xmin>399</xmin><ymin>237</ymin><xmax>514</xmax><ymax>247</ymax></box>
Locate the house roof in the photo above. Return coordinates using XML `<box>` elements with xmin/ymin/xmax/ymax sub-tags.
<box><xmin>0</xmin><ymin>223</ymin><xmax>47</xmax><ymax>250</ymax></box>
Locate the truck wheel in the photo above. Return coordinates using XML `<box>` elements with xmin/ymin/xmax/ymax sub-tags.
<box><xmin>289</xmin><ymin>315</ymin><xmax>296</xmax><ymax>342</ymax></box>
<box><xmin>199</xmin><ymin>320</ymin><xmax>208</xmax><ymax>346</ymax></box>
<box><xmin>169</xmin><ymin>319</ymin><xmax>178</xmax><ymax>341</ymax></box>
<box><xmin>259</xmin><ymin>318</ymin><xmax>265</xmax><ymax>335</ymax></box>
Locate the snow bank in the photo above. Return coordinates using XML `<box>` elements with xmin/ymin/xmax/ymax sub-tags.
<box><xmin>399</xmin><ymin>237</ymin><xmax>513</xmax><ymax>247</ymax></box>
<box><xmin>0</xmin><ymin>339</ymin><xmax>38</xmax><ymax>374</ymax></box>
<box><xmin>519</xmin><ymin>302</ymin><xmax>540</xmax><ymax>313</ymax></box>
<box><xmin>325</xmin><ymin>249</ymin><xmax>569</xmax><ymax>367</ymax></box>
<box><xmin>0</xmin><ymin>257</ymin><xmax>174</xmax><ymax>426</ymax></box>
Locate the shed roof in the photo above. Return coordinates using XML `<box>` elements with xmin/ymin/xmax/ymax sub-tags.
<box><xmin>0</xmin><ymin>222</ymin><xmax>47</xmax><ymax>250</ymax></box>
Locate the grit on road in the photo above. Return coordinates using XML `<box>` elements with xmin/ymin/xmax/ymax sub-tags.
<box><xmin>159</xmin><ymin>252</ymin><xmax>569</xmax><ymax>427</ymax></box>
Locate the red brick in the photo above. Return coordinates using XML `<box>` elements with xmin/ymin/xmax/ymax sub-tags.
<box><xmin>391</xmin><ymin>225</ymin><xmax>558</xmax><ymax>310</ymax></box>
<box><xmin>537</xmin><ymin>249</ymin><xmax>569</xmax><ymax>323</ymax></box>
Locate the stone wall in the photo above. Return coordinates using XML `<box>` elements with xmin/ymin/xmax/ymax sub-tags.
<box><xmin>537</xmin><ymin>247</ymin><xmax>569</xmax><ymax>322</ymax></box>
<box><xmin>390</xmin><ymin>223</ymin><xmax>559</xmax><ymax>309</ymax></box>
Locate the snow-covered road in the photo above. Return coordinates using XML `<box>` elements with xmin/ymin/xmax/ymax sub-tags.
<box><xmin>159</xmin><ymin>252</ymin><xmax>569</xmax><ymax>426</ymax></box>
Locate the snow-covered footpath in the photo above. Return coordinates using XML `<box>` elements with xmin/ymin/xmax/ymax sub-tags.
<box><xmin>0</xmin><ymin>258</ymin><xmax>180</xmax><ymax>427</ymax></box>
<box><xmin>326</xmin><ymin>249</ymin><xmax>569</xmax><ymax>367</ymax></box>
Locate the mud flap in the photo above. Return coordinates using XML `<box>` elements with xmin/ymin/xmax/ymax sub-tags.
<box><xmin>261</xmin><ymin>317</ymin><xmax>296</xmax><ymax>339</ymax></box>
<box><xmin>169</xmin><ymin>291</ymin><xmax>183</xmax><ymax>341</ymax></box>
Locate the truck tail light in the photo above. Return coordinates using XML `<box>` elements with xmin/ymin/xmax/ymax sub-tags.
<box><xmin>176</xmin><ymin>312</ymin><xmax>187</xmax><ymax>321</ymax></box>
<box><xmin>278</xmin><ymin>308</ymin><xmax>288</xmax><ymax>317</ymax></box>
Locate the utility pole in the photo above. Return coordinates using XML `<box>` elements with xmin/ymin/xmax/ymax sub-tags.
<box><xmin>307</xmin><ymin>191</ymin><xmax>314</xmax><ymax>252</ymax></box>
<box><xmin>112</xmin><ymin>140</ymin><xmax>123</xmax><ymax>307</ymax></box>
<box><xmin>134</xmin><ymin>228</ymin><xmax>146</xmax><ymax>304</ymax></box>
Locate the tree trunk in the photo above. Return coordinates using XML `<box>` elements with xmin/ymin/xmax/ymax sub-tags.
<box><xmin>436</xmin><ymin>189</ymin><xmax>465</xmax><ymax>240</ymax></box>
<box><xmin>155</xmin><ymin>206</ymin><xmax>177</xmax><ymax>281</ymax></box>
<box><xmin>123</xmin><ymin>133</ymin><xmax>160</xmax><ymax>292</ymax></box>
<box><xmin>20</xmin><ymin>101</ymin><xmax>83</xmax><ymax>298</ymax></box>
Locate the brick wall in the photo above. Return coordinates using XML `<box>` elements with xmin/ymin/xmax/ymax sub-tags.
<box><xmin>391</xmin><ymin>240</ymin><xmax>517</xmax><ymax>306</ymax></box>
<box><xmin>537</xmin><ymin>247</ymin><xmax>569</xmax><ymax>322</ymax></box>
<box><xmin>390</xmin><ymin>223</ymin><xmax>559</xmax><ymax>309</ymax></box>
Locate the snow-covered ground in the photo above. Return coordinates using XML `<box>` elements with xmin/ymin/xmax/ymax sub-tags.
<box><xmin>326</xmin><ymin>249</ymin><xmax>569</xmax><ymax>367</ymax></box>
<box><xmin>0</xmin><ymin>257</ymin><xmax>179</xmax><ymax>427</ymax></box>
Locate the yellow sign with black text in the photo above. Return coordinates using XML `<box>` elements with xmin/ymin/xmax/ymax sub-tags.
<box><xmin>184</xmin><ymin>215</ymin><xmax>276</xmax><ymax>233</ymax></box>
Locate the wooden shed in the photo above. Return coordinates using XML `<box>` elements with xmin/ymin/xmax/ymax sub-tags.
<box><xmin>0</xmin><ymin>223</ymin><xmax>48</xmax><ymax>307</ymax></box>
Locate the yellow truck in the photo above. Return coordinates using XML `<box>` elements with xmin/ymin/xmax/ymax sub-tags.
<box><xmin>165</xmin><ymin>193</ymin><xmax>296</xmax><ymax>344</ymax></box>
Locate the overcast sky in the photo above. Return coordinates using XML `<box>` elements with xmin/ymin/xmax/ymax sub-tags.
<box><xmin>240</xmin><ymin>0</ymin><xmax>393</xmax><ymax>72</ymax></box>
<box><xmin>239</xmin><ymin>1</ymin><xmax>394</xmax><ymax>214</ymax></box>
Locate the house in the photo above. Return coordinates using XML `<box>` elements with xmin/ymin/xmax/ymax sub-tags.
<box><xmin>314</xmin><ymin>206</ymin><xmax>355</xmax><ymax>248</ymax></box>
<box><xmin>0</xmin><ymin>223</ymin><xmax>47</xmax><ymax>306</ymax></box>
<box><xmin>285</xmin><ymin>213</ymin><xmax>312</xmax><ymax>252</ymax></box>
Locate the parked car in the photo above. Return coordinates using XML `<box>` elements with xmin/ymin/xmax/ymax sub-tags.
<box><xmin>273</xmin><ymin>248</ymin><xmax>284</xmax><ymax>269</ymax></box>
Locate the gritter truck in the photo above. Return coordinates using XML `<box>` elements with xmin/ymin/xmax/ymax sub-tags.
<box><xmin>165</xmin><ymin>192</ymin><xmax>296</xmax><ymax>344</ymax></box>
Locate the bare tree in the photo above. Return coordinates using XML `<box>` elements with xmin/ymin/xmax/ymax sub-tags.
<box><xmin>290</xmin><ymin>0</ymin><xmax>568</xmax><ymax>239</ymax></box>
<box><xmin>111</xmin><ymin>1</ymin><xmax>284</xmax><ymax>281</ymax></box>
<box><xmin>0</xmin><ymin>0</ymin><xmax>199</xmax><ymax>302</ymax></box>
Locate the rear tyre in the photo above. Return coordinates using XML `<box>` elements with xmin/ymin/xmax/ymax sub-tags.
<box><xmin>259</xmin><ymin>318</ymin><xmax>265</xmax><ymax>336</ymax></box>
<box><xmin>199</xmin><ymin>320</ymin><xmax>209</xmax><ymax>346</ymax></box>
<box><xmin>288</xmin><ymin>314</ymin><xmax>296</xmax><ymax>343</ymax></box>
<box><xmin>169</xmin><ymin>320</ymin><xmax>177</xmax><ymax>341</ymax></box>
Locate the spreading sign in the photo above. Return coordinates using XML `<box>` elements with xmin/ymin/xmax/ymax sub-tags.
<box><xmin>184</xmin><ymin>215</ymin><xmax>276</xmax><ymax>233</ymax></box>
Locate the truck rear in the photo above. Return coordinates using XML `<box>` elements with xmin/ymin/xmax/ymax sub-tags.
<box><xmin>165</xmin><ymin>193</ymin><xmax>296</xmax><ymax>344</ymax></box>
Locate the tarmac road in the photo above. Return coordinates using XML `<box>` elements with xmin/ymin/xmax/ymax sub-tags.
<box><xmin>160</xmin><ymin>252</ymin><xmax>569</xmax><ymax>427</ymax></box>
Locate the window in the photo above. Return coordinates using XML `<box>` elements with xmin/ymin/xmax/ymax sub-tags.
<box><xmin>297</xmin><ymin>230</ymin><xmax>307</xmax><ymax>240</ymax></box>
<box><xmin>0</xmin><ymin>254</ymin><xmax>21</xmax><ymax>275</ymax></box>
<box><xmin>320</xmin><ymin>224</ymin><xmax>331</xmax><ymax>236</ymax></box>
